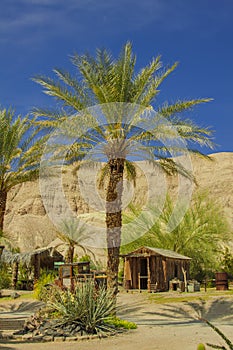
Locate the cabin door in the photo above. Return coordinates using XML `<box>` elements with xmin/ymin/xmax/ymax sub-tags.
<box><xmin>139</xmin><ymin>258</ymin><xmax>148</xmax><ymax>289</ymax></box>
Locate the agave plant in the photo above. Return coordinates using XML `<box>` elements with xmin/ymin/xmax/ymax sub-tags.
<box><xmin>47</xmin><ymin>279</ymin><xmax>115</xmax><ymax>334</ymax></box>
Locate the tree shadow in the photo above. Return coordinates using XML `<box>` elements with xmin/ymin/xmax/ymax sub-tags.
<box><xmin>117</xmin><ymin>295</ymin><xmax>233</xmax><ymax>326</ymax></box>
<box><xmin>117</xmin><ymin>300</ymin><xmax>145</xmax><ymax>316</ymax></box>
<box><xmin>144</xmin><ymin>297</ymin><xmax>233</xmax><ymax>325</ymax></box>
<box><xmin>0</xmin><ymin>301</ymin><xmax>43</xmax><ymax>314</ymax></box>
<box><xmin>0</xmin><ymin>346</ymin><xmax>16</xmax><ymax>350</ymax></box>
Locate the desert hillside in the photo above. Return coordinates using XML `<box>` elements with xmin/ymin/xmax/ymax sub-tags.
<box><xmin>4</xmin><ymin>152</ymin><xmax>233</xmax><ymax>252</ymax></box>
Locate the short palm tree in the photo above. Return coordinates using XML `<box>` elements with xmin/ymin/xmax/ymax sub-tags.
<box><xmin>33</xmin><ymin>42</ymin><xmax>214</xmax><ymax>296</ymax></box>
<box><xmin>0</xmin><ymin>108</ymin><xmax>43</xmax><ymax>232</ymax></box>
<box><xmin>55</xmin><ymin>218</ymin><xmax>95</xmax><ymax>263</ymax></box>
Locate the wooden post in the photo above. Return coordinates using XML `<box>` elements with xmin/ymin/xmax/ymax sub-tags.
<box><xmin>138</xmin><ymin>272</ymin><xmax>141</xmax><ymax>292</ymax></box>
<box><xmin>59</xmin><ymin>266</ymin><xmax>63</xmax><ymax>288</ymax></box>
<box><xmin>181</xmin><ymin>266</ymin><xmax>187</xmax><ymax>292</ymax></box>
<box><xmin>70</xmin><ymin>265</ymin><xmax>75</xmax><ymax>293</ymax></box>
<box><xmin>147</xmin><ymin>257</ymin><xmax>151</xmax><ymax>292</ymax></box>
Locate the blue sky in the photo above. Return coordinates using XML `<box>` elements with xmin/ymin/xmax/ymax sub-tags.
<box><xmin>0</xmin><ymin>0</ymin><xmax>232</xmax><ymax>152</ymax></box>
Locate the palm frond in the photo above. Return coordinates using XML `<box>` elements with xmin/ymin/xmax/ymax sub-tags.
<box><xmin>124</xmin><ymin>160</ymin><xmax>137</xmax><ymax>186</ymax></box>
<box><xmin>72</xmin><ymin>53</ymin><xmax>110</xmax><ymax>104</ymax></box>
<box><xmin>115</xmin><ymin>41</ymin><xmax>136</xmax><ymax>102</ymax></box>
<box><xmin>32</xmin><ymin>76</ymin><xmax>84</xmax><ymax>110</ymax></box>
<box><xmin>157</xmin><ymin>98</ymin><xmax>213</xmax><ymax>119</ymax></box>
<box><xmin>0</xmin><ymin>108</ymin><xmax>42</xmax><ymax>193</ymax></box>
<box><xmin>138</xmin><ymin>62</ymin><xmax>178</xmax><ymax>106</ymax></box>
<box><xmin>131</xmin><ymin>55</ymin><xmax>162</xmax><ymax>104</ymax></box>
<box><xmin>98</xmin><ymin>163</ymin><xmax>110</xmax><ymax>189</ymax></box>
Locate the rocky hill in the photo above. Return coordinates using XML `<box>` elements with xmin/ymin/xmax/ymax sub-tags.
<box><xmin>4</xmin><ymin>152</ymin><xmax>233</xmax><ymax>253</ymax></box>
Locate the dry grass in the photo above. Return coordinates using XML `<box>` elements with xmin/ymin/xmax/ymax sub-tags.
<box><xmin>146</xmin><ymin>287</ymin><xmax>233</xmax><ymax>304</ymax></box>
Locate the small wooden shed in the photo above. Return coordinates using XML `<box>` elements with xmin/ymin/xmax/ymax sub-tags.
<box><xmin>1</xmin><ymin>247</ymin><xmax>64</xmax><ymax>288</ymax></box>
<box><xmin>121</xmin><ymin>246</ymin><xmax>191</xmax><ymax>292</ymax></box>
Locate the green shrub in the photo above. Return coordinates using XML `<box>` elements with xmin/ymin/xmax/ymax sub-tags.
<box><xmin>105</xmin><ymin>316</ymin><xmax>137</xmax><ymax>329</ymax></box>
<box><xmin>79</xmin><ymin>254</ymin><xmax>91</xmax><ymax>262</ymax></box>
<box><xmin>0</xmin><ymin>266</ymin><xmax>11</xmax><ymax>289</ymax></box>
<box><xmin>34</xmin><ymin>271</ymin><xmax>56</xmax><ymax>301</ymax></box>
<box><xmin>78</xmin><ymin>255</ymin><xmax>99</xmax><ymax>270</ymax></box>
<box><xmin>47</xmin><ymin>279</ymin><xmax>115</xmax><ymax>334</ymax></box>
<box><xmin>197</xmin><ymin>344</ymin><xmax>206</xmax><ymax>350</ymax></box>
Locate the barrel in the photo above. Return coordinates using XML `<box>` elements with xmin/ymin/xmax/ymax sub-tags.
<box><xmin>215</xmin><ymin>272</ymin><xmax>228</xmax><ymax>290</ymax></box>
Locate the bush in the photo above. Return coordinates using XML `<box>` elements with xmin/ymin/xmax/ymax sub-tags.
<box><xmin>34</xmin><ymin>271</ymin><xmax>56</xmax><ymax>301</ymax></box>
<box><xmin>0</xmin><ymin>265</ymin><xmax>11</xmax><ymax>289</ymax></box>
<box><xmin>105</xmin><ymin>316</ymin><xmax>137</xmax><ymax>329</ymax></box>
<box><xmin>47</xmin><ymin>279</ymin><xmax>115</xmax><ymax>334</ymax></box>
<box><xmin>78</xmin><ymin>254</ymin><xmax>91</xmax><ymax>262</ymax></box>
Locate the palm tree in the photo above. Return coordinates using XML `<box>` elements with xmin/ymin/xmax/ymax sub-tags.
<box><xmin>55</xmin><ymin>218</ymin><xmax>95</xmax><ymax>263</ymax></box>
<box><xmin>33</xmin><ymin>42</ymin><xmax>214</xmax><ymax>296</ymax></box>
<box><xmin>0</xmin><ymin>108</ymin><xmax>43</xmax><ymax>232</ymax></box>
<box><xmin>0</xmin><ymin>109</ymin><xmax>43</xmax><ymax>289</ymax></box>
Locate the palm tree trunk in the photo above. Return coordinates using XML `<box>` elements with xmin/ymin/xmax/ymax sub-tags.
<box><xmin>33</xmin><ymin>253</ymin><xmax>40</xmax><ymax>286</ymax></box>
<box><xmin>12</xmin><ymin>261</ymin><xmax>19</xmax><ymax>289</ymax></box>
<box><xmin>106</xmin><ymin>158</ymin><xmax>124</xmax><ymax>297</ymax></box>
<box><xmin>0</xmin><ymin>189</ymin><xmax>7</xmax><ymax>232</ymax></box>
<box><xmin>66</xmin><ymin>245</ymin><xmax>74</xmax><ymax>263</ymax></box>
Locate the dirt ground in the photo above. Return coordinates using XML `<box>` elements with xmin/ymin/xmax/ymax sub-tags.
<box><xmin>1</xmin><ymin>291</ymin><xmax>233</xmax><ymax>350</ymax></box>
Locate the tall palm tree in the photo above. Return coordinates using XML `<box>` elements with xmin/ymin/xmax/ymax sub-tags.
<box><xmin>33</xmin><ymin>42</ymin><xmax>213</xmax><ymax>296</ymax></box>
<box><xmin>0</xmin><ymin>108</ymin><xmax>43</xmax><ymax>232</ymax></box>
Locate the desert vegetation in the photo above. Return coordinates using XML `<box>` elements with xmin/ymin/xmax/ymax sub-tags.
<box><xmin>122</xmin><ymin>192</ymin><xmax>232</xmax><ymax>280</ymax></box>
<box><xmin>0</xmin><ymin>43</ymin><xmax>232</xmax><ymax>350</ymax></box>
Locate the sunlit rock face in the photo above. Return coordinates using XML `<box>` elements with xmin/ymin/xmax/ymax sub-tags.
<box><xmin>4</xmin><ymin>152</ymin><xmax>233</xmax><ymax>252</ymax></box>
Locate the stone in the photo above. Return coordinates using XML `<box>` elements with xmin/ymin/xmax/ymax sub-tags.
<box><xmin>10</xmin><ymin>292</ymin><xmax>20</xmax><ymax>299</ymax></box>
<box><xmin>22</xmin><ymin>334</ymin><xmax>32</xmax><ymax>340</ymax></box>
<box><xmin>42</xmin><ymin>335</ymin><xmax>54</xmax><ymax>342</ymax></box>
<box><xmin>99</xmin><ymin>333</ymin><xmax>108</xmax><ymax>338</ymax></box>
<box><xmin>54</xmin><ymin>336</ymin><xmax>65</xmax><ymax>342</ymax></box>
<box><xmin>77</xmin><ymin>335</ymin><xmax>90</xmax><ymax>341</ymax></box>
<box><xmin>65</xmin><ymin>336</ymin><xmax>78</xmax><ymax>341</ymax></box>
<box><xmin>90</xmin><ymin>334</ymin><xmax>99</xmax><ymax>339</ymax></box>
<box><xmin>32</xmin><ymin>335</ymin><xmax>43</xmax><ymax>341</ymax></box>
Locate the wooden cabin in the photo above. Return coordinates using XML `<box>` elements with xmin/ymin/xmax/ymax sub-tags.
<box><xmin>121</xmin><ymin>246</ymin><xmax>191</xmax><ymax>292</ymax></box>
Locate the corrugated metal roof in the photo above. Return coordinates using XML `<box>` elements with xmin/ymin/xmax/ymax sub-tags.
<box><xmin>121</xmin><ymin>246</ymin><xmax>191</xmax><ymax>260</ymax></box>
<box><xmin>145</xmin><ymin>247</ymin><xmax>191</xmax><ymax>260</ymax></box>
